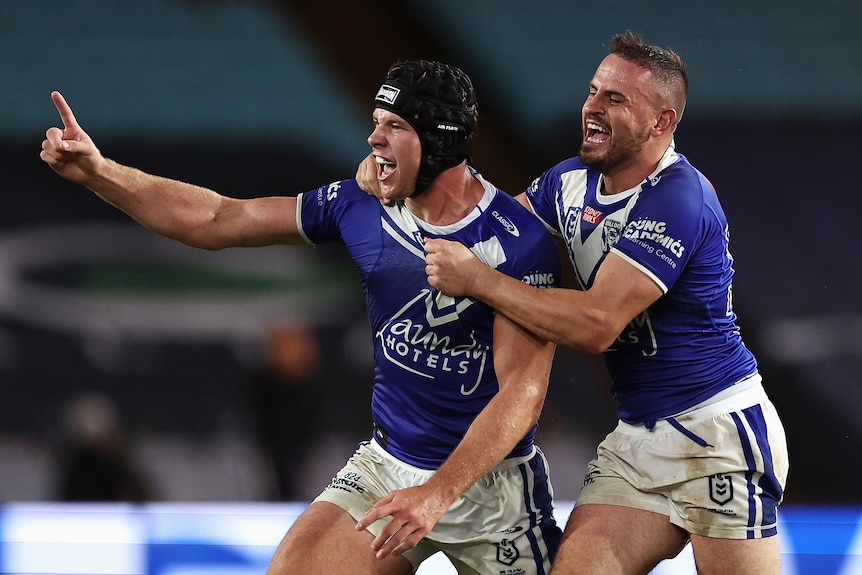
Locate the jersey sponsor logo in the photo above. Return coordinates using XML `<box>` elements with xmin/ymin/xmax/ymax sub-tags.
<box><xmin>623</xmin><ymin>218</ymin><xmax>686</xmax><ymax>259</ymax></box>
<box><xmin>611</xmin><ymin>309</ymin><xmax>658</xmax><ymax>356</ymax></box>
<box><xmin>495</xmin><ymin>539</ymin><xmax>520</xmax><ymax>567</ymax></box>
<box><xmin>709</xmin><ymin>473</ymin><xmax>734</xmax><ymax>506</ymax></box>
<box><xmin>316</xmin><ymin>181</ymin><xmax>340</xmax><ymax>206</ymax></box>
<box><xmin>378</xmin><ymin>289</ymin><xmax>490</xmax><ymax>395</ymax></box>
<box><xmin>325</xmin><ymin>181</ymin><xmax>340</xmax><ymax>203</ymax></box>
<box><xmin>581</xmin><ymin>206</ymin><xmax>602</xmax><ymax>224</ymax></box>
<box><xmin>522</xmin><ymin>272</ymin><xmax>555</xmax><ymax>288</ymax></box>
<box><xmin>491</xmin><ymin>210</ymin><xmax>520</xmax><ymax>237</ymax></box>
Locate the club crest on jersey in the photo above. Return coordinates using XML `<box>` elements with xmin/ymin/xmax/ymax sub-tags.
<box><xmin>601</xmin><ymin>219</ymin><xmax>623</xmax><ymax>253</ymax></box>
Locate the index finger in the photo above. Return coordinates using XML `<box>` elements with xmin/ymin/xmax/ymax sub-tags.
<box><xmin>51</xmin><ymin>91</ymin><xmax>79</xmax><ymax>129</ymax></box>
<box><xmin>355</xmin><ymin>503</ymin><xmax>392</xmax><ymax>531</ymax></box>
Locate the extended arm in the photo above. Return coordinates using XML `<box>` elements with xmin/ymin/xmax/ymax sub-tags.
<box><xmin>40</xmin><ymin>91</ymin><xmax>303</xmax><ymax>250</ymax></box>
<box><xmin>356</xmin><ymin>313</ymin><xmax>555</xmax><ymax>557</ymax></box>
<box><xmin>426</xmin><ymin>239</ymin><xmax>662</xmax><ymax>354</ymax></box>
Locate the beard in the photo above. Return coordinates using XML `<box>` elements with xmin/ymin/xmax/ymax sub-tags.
<box><xmin>578</xmin><ymin>124</ymin><xmax>650</xmax><ymax>174</ymax></box>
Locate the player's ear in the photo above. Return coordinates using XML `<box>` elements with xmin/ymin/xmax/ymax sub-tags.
<box><xmin>653</xmin><ymin>108</ymin><xmax>677</xmax><ymax>135</ymax></box>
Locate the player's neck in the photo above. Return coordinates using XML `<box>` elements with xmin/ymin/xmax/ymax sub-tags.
<box><xmin>601</xmin><ymin>142</ymin><xmax>669</xmax><ymax>195</ymax></box>
<box><xmin>405</xmin><ymin>164</ymin><xmax>483</xmax><ymax>226</ymax></box>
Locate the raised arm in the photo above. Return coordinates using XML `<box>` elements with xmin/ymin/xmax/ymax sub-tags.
<box><xmin>40</xmin><ymin>91</ymin><xmax>303</xmax><ymax>250</ymax></box>
<box><xmin>356</xmin><ymin>313</ymin><xmax>555</xmax><ymax>558</ymax></box>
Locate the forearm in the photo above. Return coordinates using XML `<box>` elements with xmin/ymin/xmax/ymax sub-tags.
<box><xmin>87</xmin><ymin>158</ymin><xmax>228</xmax><ymax>249</ymax></box>
<box><xmin>424</xmin><ymin>381</ymin><xmax>545</xmax><ymax>504</ymax></box>
<box><xmin>470</xmin><ymin>265</ymin><xmax>611</xmax><ymax>353</ymax></box>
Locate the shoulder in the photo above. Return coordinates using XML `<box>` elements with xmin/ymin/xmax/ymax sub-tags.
<box><xmin>631</xmin><ymin>156</ymin><xmax>728</xmax><ymax>240</ymax></box>
<box><xmin>537</xmin><ymin>156</ymin><xmax>589</xmax><ymax>183</ymax></box>
<box><xmin>488</xmin><ymin>190</ymin><xmax>555</xmax><ymax>245</ymax></box>
<box><xmin>301</xmin><ymin>179</ymin><xmax>377</xmax><ymax>208</ymax></box>
<box><xmin>526</xmin><ymin>156</ymin><xmax>594</xmax><ymax>202</ymax></box>
<box><xmin>648</xmin><ymin>156</ymin><xmax>715</xmax><ymax>211</ymax></box>
<box><xmin>553</xmin><ymin>155</ymin><xmax>589</xmax><ymax>173</ymax></box>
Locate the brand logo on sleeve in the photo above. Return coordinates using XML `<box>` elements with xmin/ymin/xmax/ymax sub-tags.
<box><xmin>491</xmin><ymin>210</ymin><xmax>520</xmax><ymax>237</ymax></box>
<box><xmin>623</xmin><ymin>219</ymin><xmax>686</xmax><ymax>261</ymax></box>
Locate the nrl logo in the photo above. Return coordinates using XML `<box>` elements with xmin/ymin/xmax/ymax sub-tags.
<box><xmin>709</xmin><ymin>473</ymin><xmax>733</xmax><ymax>506</ymax></box>
<box><xmin>496</xmin><ymin>539</ymin><xmax>519</xmax><ymax>566</ymax></box>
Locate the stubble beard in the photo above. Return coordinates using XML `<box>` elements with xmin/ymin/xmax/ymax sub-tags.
<box><xmin>578</xmin><ymin>128</ymin><xmax>648</xmax><ymax>175</ymax></box>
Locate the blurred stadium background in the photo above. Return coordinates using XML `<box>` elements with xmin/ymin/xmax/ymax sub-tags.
<box><xmin>1</xmin><ymin>0</ymin><xmax>861</xmax><ymax>572</ymax></box>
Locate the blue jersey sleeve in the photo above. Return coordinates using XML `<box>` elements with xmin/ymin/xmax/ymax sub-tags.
<box><xmin>524</xmin><ymin>158</ymin><xmax>590</xmax><ymax>236</ymax></box>
<box><xmin>612</xmin><ymin>164</ymin><xmax>716</xmax><ymax>293</ymax></box>
<box><xmin>297</xmin><ymin>179</ymin><xmax>360</xmax><ymax>245</ymax></box>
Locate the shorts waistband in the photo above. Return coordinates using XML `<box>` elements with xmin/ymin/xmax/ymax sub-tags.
<box><xmin>621</xmin><ymin>374</ymin><xmax>766</xmax><ymax>436</ymax></box>
<box><xmin>680</xmin><ymin>373</ymin><xmax>764</xmax><ymax>419</ymax></box>
<box><xmin>366</xmin><ymin>438</ymin><xmax>538</xmax><ymax>476</ymax></box>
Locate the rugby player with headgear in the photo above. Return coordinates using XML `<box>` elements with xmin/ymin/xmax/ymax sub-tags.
<box><xmin>41</xmin><ymin>59</ymin><xmax>563</xmax><ymax>574</ymax></box>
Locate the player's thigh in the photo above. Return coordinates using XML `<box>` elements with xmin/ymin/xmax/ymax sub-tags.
<box><xmin>690</xmin><ymin>533</ymin><xmax>780</xmax><ymax>575</ymax></box>
<box><xmin>551</xmin><ymin>503</ymin><xmax>689</xmax><ymax>575</ymax></box>
<box><xmin>266</xmin><ymin>501</ymin><xmax>412</xmax><ymax>575</ymax></box>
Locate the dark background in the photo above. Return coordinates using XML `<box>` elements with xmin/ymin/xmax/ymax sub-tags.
<box><xmin>1</xmin><ymin>0</ymin><xmax>860</xmax><ymax>503</ymax></box>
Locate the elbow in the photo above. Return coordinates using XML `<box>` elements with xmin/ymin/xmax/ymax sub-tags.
<box><xmin>581</xmin><ymin>336</ymin><xmax>614</xmax><ymax>355</ymax></box>
<box><xmin>587</xmin><ymin>324</ymin><xmax>622</xmax><ymax>354</ymax></box>
<box><xmin>179</xmin><ymin>235</ymin><xmax>224</xmax><ymax>251</ymax></box>
<box><xmin>195</xmin><ymin>237</ymin><xmax>228</xmax><ymax>251</ymax></box>
<box><xmin>566</xmin><ymin>318</ymin><xmax>619</xmax><ymax>355</ymax></box>
<box><xmin>179</xmin><ymin>223</ymin><xmax>228</xmax><ymax>251</ymax></box>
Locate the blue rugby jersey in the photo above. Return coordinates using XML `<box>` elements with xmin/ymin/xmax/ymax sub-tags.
<box><xmin>297</xmin><ymin>172</ymin><xmax>561</xmax><ymax>469</ymax></box>
<box><xmin>525</xmin><ymin>145</ymin><xmax>757</xmax><ymax>424</ymax></box>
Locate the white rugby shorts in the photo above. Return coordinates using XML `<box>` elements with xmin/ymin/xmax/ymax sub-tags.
<box><xmin>576</xmin><ymin>376</ymin><xmax>789</xmax><ymax>539</ymax></box>
<box><xmin>314</xmin><ymin>439</ymin><xmax>562</xmax><ymax>573</ymax></box>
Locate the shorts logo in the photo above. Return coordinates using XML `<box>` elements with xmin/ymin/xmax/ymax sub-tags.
<box><xmin>583</xmin><ymin>464</ymin><xmax>601</xmax><ymax>486</ymax></box>
<box><xmin>496</xmin><ymin>538</ymin><xmax>519</xmax><ymax>566</ymax></box>
<box><xmin>709</xmin><ymin>473</ymin><xmax>733</xmax><ymax>506</ymax></box>
<box><xmin>326</xmin><ymin>471</ymin><xmax>366</xmax><ymax>495</ymax></box>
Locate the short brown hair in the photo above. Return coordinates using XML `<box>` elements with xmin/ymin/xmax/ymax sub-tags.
<box><xmin>610</xmin><ymin>31</ymin><xmax>688</xmax><ymax>124</ymax></box>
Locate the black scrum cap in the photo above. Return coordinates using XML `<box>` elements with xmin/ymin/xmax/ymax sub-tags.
<box><xmin>373</xmin><ymin>60</ymin><xmax>478</xmax><ymax>196</ymax></box>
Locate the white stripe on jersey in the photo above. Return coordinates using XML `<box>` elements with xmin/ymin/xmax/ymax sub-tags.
<box><xmin>469</xmin><ymin>236</ymin><xmax>507</xmax><ymax>269</ymax></box>
<box><xmin>381</xmin><ymin>217</ymin><xmax>424</xmax><ymax>259</ymax></box>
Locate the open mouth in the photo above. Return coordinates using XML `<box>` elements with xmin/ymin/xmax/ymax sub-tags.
<box><xmin>375</xmin><ymin>155</ymin><xmax>396</xmax><ymax>180</ymax></box>
<box><xmin>585</xmin><ymin>121</ymin><xmax>610</xmax><ymax>144</ymax></box>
